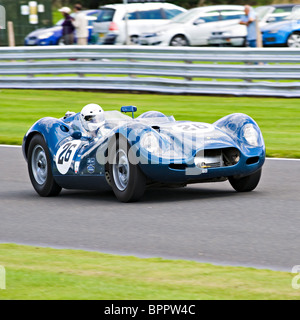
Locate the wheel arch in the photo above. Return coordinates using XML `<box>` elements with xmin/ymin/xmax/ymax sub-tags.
<box><xmin>286</xmin><ymin>31</ymin><xmax>300</xmax><ymax>47</ymax></box>
<box><xmin>23</xmin><ymin>131</ymin><xmax>46</xmax><ymax>162</ymax></box>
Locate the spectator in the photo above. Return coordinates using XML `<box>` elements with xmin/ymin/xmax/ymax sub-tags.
<box><xmin>239</xmin><ymin>5</ymin><xmax>257</xmax><ymax>48</ymax></box>
<box><xmin>59</xmin><ymin>7</ymin><xmax>75</xmax><ymax>45</ymax></box>
<box><xmin>72</xmin><ymin>4</ymin><xmax>88</xmax><ymax>45</ymax></box>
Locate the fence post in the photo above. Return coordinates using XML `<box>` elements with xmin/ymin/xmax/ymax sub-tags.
<box><xmin>7</xmin><ymin>21</ymin><xmax>15</xmax><ymax>47</ymax></box>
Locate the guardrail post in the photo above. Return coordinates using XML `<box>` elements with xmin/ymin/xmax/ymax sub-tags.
<box><xmin>184</xmin><ymin>59</ymin><xmax>192</xmax><ymax>81</ymax></box>
<box><xmin>7</xmin><ymin>21</ymin><xmax>15</xmax><ymax>47</ymax></box>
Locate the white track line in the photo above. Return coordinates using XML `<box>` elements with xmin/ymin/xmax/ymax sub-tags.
<box><xmin>0</xmin><ymin>144</ymin><xmax>21</xmax><ymax>148</ymax></box>
<box><xmin>0</xmin><ymin>145</ymin><xmax>299</xmax><ymax>161</ymax></box>
<box><xmin>266</xmin><ymin>157</ymin><xmax>300</xmax><ymax>161</ymax></box>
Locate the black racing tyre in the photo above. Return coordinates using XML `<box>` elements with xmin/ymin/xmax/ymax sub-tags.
<box><xmin>27</xmin><ymin>134</ymin><xmax>62</xmax><ymax>197</ymax></box>
<box><xmin>109</xmin><ymin>137</ymin><xmax>146</xmax><ymax>202</ymax></box>
<box><xmin>169</xmin><ymin>35</ymin><xmax>189</xmax><ymax>46</ymax></box>
<box><xmin>229</xmin><ymin>168</ymin><xmax>262</xmax><ymax>192</ymax></box>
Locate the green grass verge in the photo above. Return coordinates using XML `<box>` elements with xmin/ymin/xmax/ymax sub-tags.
<box><xmin>0</xmin><ymin>243</ymin><xmax>297</xmax><ymax>300</ymax></box>
<box><xmin>0</xmin><ymin>89</ymin><xmax>299</xmax><ymax>158</ymax></box>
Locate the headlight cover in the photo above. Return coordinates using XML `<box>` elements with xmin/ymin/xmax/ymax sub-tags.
<box><xmin>38</xmin><ymin>32</ymin><xmax>54</xmax><ymax>40</ymax></box>
<box><xmin>242</xmin><ymin>123</ymin><xmax>260</xmax><ymax>147</ymax></box>
<box><xmin>140</xmin><ymin>132</ymin><xmax>161</xmax><ymax>154</ymax></box>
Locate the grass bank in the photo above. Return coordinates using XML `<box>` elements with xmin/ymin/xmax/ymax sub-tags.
<box><xmin>0</xmin><ymin>244</ymin><xmax>297</xmax><ymax>300</ymax></box>
<box><xmin>0</xmin><ymin>89</ymin><xmax>299</xmax><ymax>158</ymax></box>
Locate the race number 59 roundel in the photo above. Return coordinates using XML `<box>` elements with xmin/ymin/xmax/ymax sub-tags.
<box><xmin>56</xmin><ymin>140</ymin><xmax>81</xmax><ymax>174</ymax></box>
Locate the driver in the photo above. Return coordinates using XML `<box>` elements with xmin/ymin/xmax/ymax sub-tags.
<box><xmin>80</xmin><ymin>104</ymin><xmax>105</xmax><ymax>135</ymax></box>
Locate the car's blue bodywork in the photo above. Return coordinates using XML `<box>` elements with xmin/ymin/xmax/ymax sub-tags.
<box><xmin>261</xmin><ymin>15</ymin><xmax>300</xmax><ymax>46</ymax></box>
<box><xmin>24</xmin><ymin>10</ymin><xmax>100</xmax><ymax>46</ymax></box>
<box><xmin>23</xmin><ymin>108</ymin><xmax>265</xmax><ymax>192</ymax></box>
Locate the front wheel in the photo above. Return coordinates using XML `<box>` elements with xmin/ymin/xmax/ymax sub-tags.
<box><xmin>130</xmin><ymin>35</ymin><xmax>139</xmax><ymax>45</ymax></box>
<box><xmin>287</xmin><ymin>32</ymin><xmax>300</xmax><ymax>47</ymax></box>
<box><xmin>170</xmin><ymin>35</ymin><xmax>189</xmax><ymax>46</ymax></box>
<box><xmin>109</xmin><ymin>137</ymin><xmax>146</xmax><ymax>202</ymax></box>
<box><xmin>229</xmin><ymin>168</ymin><xmax>262</xmax><ymax>192</ymax></box>
<box><xmin>28</xmin><ymin>135</ymin><xmax>62</xmax><ymax>197</ymax></box>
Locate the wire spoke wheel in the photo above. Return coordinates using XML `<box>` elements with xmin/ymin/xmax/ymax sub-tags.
<box><xmin>113</xmin><ymin>149</ymin><xmax>130</xmax><ymax>191</ymax></box>
<box><xmin>31</xmin><ymin>145</ymin><xmax>48</xmax><ymax>185</ymax></box>
<box><xmin>28</xmin><ymin>135</ymin><xmax>62</xmax><ymax>197</ymax></box>
<box><xmin>109</xmin><ymin>137</ymin><xmax>146</xmax><ymax>202</ymax></box>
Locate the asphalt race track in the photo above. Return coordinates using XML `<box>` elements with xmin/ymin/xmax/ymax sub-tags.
<box><xmin>0</xmin><ymin>145</ymin><xmax>299</xmax><ymax>271</ymax></box>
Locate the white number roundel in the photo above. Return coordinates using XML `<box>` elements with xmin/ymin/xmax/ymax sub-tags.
<box><xmin>173</xmin><ymin>123</ymin><xmax>214</xmax><ymax>133</ymax></box>
<box><xmin>56</xmin><ymin>141</ymin><xmax>81</xmax><ymax>175</ymax></box>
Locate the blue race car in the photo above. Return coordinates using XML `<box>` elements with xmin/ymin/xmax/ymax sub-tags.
<box><xmin>24</xmin><ymin>10</ymin><xmax>100</xmax><ymax>46</ymax></box>
<box><xmin>22</xmin><ymin>104</ymin><xmax>265</xmax><ymax>202</ymax></box>
<box><xmin>261</xmin><ymin>8</ymin><xmax>300</xmax><ymax>47</ymax></box>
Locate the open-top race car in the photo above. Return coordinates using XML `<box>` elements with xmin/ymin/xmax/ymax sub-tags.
<box><xmin>22</xmin><ymin>104</ymin><xmax>265</xmax><ymax>202</ymax></box>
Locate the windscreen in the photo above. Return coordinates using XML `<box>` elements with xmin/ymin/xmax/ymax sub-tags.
<box><xmin>171</xmin><ymin>9</ymin><xmax>201</xmax><ymax>23</ymax></box>
<box><xmin>96</xmin><ymin>9</ymin><xmax>115</xmax><ymax>22</ymax></box>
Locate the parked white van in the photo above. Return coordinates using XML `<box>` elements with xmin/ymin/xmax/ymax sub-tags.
<box><xmin>92</xmin><ymin>2</ymin><xmax>186</xmax><ymax>45</ymax></box>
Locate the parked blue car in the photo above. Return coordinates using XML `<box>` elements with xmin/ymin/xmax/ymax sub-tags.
<box><xmin>24</xmin><ymin>10</ymin><xmax>100</xmax><ymax>46</ymax></box>
<box><xmin>262</xmin><ymin>8</ymin><xmax>300</xmax><ymax>47</ymax></box>
<box><xmin>22</xmin><ymin>105</ymin><xmax>265</xmax><ymax>202</ymax></box>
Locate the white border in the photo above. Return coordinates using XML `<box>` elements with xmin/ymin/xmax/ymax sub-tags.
<box><xmin>1</xmin><ymin>145</ymin><xmax>300</xmax><ymax>161</ymax></box>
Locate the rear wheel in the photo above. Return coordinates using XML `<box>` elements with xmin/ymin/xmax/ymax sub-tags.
<box><xmin>170</xmin><ymin>35</ymin><xmax>189</xmax><ymax>46</ymax></box>
<box><xmin>28</xmin><ymin>135</ymin><xmax>62</xmax><ymax>197</ymax></box>
<box><xmin>109</xmin><ymin>137</ymin><xmax>146</xmax><ymax>202</ymax></box>
<box><xmin>229</xmin><ymin>168</ymin><xmax>262</xmax><ymax>192</ymax></box>
<box><xmin>287</xmin><ymin>32</ymin><xmax>300</xmax><ymax>47</ymax></box>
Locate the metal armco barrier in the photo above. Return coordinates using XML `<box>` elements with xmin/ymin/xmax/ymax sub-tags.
<box><xmin>0</xmin><ymin>45</ymin><xmax>299</xmax><ymax>97</ymax></box>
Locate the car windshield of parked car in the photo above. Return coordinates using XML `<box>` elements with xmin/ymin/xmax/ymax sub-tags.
<box><xmin>285</xmin><ymin>7</ymin><xmax>300</xmax><ymax>20</ymax></box>
<box><xmin>255</xmin><ymin>6</ymin><xmax>272</xmax><ymax>20</ymax></box>
<box><xmin>96</xmin><ymin>8</ymin><xmax>115</xmax><ymax>22</ymax></box>
<box><xmin>171</xmin><ymin>9</ymin><xmax>202</xmax><ymax>23</ymax></box>
<box><xmin>164</xmin><ymin>9</ymin><xmax>185</xmax><ymax>19</ymax></box>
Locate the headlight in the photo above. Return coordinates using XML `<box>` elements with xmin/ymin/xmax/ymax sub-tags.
<box><xmin>267</xmin><ymin>30</ymin><xmax>278</xmax><ymax>34</ymax></box>
<box><xmin>38</xmin><ymin>32</ymin><xmax>54</xmax><ymax>40</ymax></box>
<box><xmin>242</xmin><ymin>124</ymin><xmax>259</xmax><ymax>147</ymax></box>
<box><xmin>140</xmin><ymin>132</ymin><xmax>160</xmax><ymax>154</ymax></box>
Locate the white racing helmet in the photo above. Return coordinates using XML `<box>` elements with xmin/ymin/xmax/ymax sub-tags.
<box><xmin>80</xmin><ymin>104</ymin><xmax>105</xmax><ymax>132</ymax></box>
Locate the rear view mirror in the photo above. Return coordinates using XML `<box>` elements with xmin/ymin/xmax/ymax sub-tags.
<box><xmin>121</xmin><ymin>105</ymin><xmax>137</xmax><ymax>119</ymax></box>
<box><xmin>193</xmin><ymin>18</ymin><xmax>205</xmax><ymax>25</ymax></box>
<box><xmin>266</xmin><ymin>17</ymin><xmax>275</xmax><ymax>23</ymax></box>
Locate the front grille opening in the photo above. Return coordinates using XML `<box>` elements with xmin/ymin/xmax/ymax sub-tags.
<box><xmin>222</xmin><ymin>148</ymin><xmax>240</xmax><ymax>166</ymax></box>
<box><xmin>246</xmin><ymin>156</ymin><xmax>259</xmax><ymax>165</ymax></box>
<box><xmin>169</xmin><ymin>163</ymin><xmax>188</xmax><ymax>170</ymax></box>
<box><xmin>194</xmin><ymin>148</ymin><xmax>240</xmax><ymax>168</ymax></box>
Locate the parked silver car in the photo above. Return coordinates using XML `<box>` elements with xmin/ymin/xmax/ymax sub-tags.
<box><xmin>139</xmin><ymin>5</ymin><xmax>245</xmax><ymax>46</ymax></box>
<box><xmin>92</xmin><ymin>2</ymin><xmax>186</xmax><ymax>45</ymax></box>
